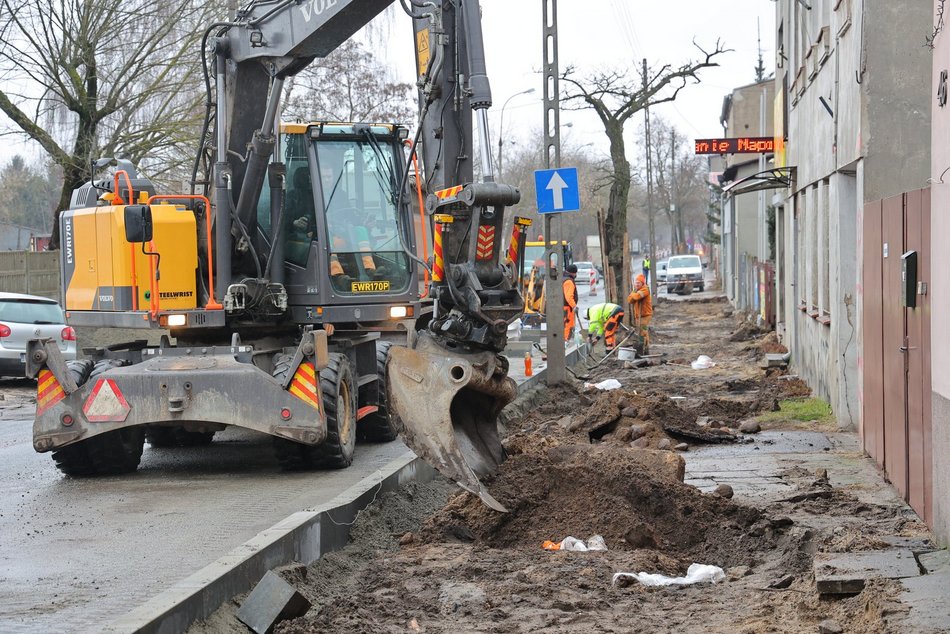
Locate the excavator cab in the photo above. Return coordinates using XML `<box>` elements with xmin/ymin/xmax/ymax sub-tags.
<box><xmin>255</xmin><ymin>123</ymin><xmax>419</xmax><ymax>327</ymax></box>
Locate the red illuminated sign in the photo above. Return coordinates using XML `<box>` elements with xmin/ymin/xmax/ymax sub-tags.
<box><xmin>694</xmin><ymin>137</ymin><xmax>776</xmax><ymax>155</ymax></box>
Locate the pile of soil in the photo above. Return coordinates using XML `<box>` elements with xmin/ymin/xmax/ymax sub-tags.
<box><xmin>420</xmin><ymin>439</ymin><xmax>767</xmax><ymax>569</ymax></box>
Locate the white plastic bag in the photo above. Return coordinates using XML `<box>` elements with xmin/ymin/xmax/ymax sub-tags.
<box><xmin>586</xmin><ymin>535</ymin><xmax>608</xmax><ymax>551</ymax></box>
<box><xmin>558</xmin><ymin>536</ymin><xmax>588</xmax><ymax>551</ymax></box>
<box><xmin>611</xmin><ymin>563</ymin><xmax>726</xmax><ymax>587</ymax></box>
<box><xmin>555</xmin><ymin>535</ymin><xmax>608</xmax><ymax>551</ymax></box>
<box><xmin>584</xmin><ymin>379</ymin><xmax>622</xmax><ymax>391</ymax></box>
<box><xmin>690</xmin><ymin>355</ymin><xmax>716</xmax><ymax>370</ymax></box>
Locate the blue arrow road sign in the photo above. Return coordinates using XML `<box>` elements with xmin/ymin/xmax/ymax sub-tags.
<box><xmin>534</xmin><ymin>167</ymin><xmax>580</xmax><ymax>213</ymax></box>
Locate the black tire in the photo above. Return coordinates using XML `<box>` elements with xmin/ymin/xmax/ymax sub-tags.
<box><xmin>273</xmin><ymin>352</ymin><xmax>357</xmax><ymax>470</ymax></box>
<box><xmin>357</xmin><ymin>341</ymin><xmax>403</xmax><ymax>443</ymax></box>
<box><xmin>51</xmin><ymin>358</ymin><xmax>144</xmax><ymax>476</ymax></box>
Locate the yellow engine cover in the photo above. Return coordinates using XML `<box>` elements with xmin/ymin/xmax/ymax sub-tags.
<box><xmin>62</xmin><ymin>203</ymin><xmax>198</xmax><ymax>311</ymax></box>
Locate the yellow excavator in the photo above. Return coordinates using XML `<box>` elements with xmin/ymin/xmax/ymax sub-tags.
<box><xmin>520</xmin><ymin>238</ymin><xmax>573</xmax><ymax>328</ymax></box>
<box><xmin>27</xmin><ymin>0</ymin><xmax>530</xmax><ymax>511</ymax></box>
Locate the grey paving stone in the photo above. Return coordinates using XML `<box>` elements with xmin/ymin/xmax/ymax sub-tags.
<box><xmin>237</xmin><ymin>570</ymin><xmax>311</xmax><ymax>634</ymax></box>
<box><xmin>814</xmin><ymin>550</ymin><xmax>921</xmax><ymax>595</ymax></box>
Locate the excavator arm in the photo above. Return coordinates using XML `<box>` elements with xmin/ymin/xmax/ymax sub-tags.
<box><xmin>205</xmin><ymin>0</ymin><xmax>527</xmax><ymax>510</ymax></box>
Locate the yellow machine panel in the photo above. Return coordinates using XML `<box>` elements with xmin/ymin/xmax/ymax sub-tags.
<box><xmin>62</xmin><ymin>204</ymin><xmax>198</xmax><ymax>311</ymax></box>
<box><xmin>61</xmin><ymin>207</ymin><xmax>99</xmax><ymax>311</ymax></box>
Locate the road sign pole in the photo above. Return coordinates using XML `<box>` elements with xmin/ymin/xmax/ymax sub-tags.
<box><xmin>542</xmin><ymin>0</ymin><xmax>565</xmax><ymax>384</ymax></box>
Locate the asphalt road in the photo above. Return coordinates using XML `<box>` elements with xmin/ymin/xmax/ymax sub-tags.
<box><xmin>0</xmin><ymin>391</ymin><xmax>410</xmax><ymax>634</ymax></box>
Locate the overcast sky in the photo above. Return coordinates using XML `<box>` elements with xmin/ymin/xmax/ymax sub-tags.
<box><xmin>0</xmin><ymin>0</ymin><xmax>775</xmax><ymax>169</ymax></box>
<box><xmin>389</xmin><ymin>0</ymin><xmax>776</xmax><ymax>166</ymax></box>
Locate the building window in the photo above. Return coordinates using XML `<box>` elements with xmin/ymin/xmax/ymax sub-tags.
<box><xmin>796</xmin><ymin>192</ymin><xmax>806</xmax><ymax>312</ymax></box>
<box><xmin>809</xmin><ymin>185</ymin><xmax>819</xmax><ymax>314</ymax></box>
<box><xmin>819</xmin><ymin>179</ymin><xmax>831</xmax><ymax>321</ymax></box>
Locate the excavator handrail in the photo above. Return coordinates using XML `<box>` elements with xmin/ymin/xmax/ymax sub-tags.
<box><xmin>406</xmin><ymin>139</ymin><xmax>430</xmax><ymax>299</ymax></box>
<box><xmin>146</xmin><ymin>194</ymin><xmax>223</xmax><ymax>310</ymax></box>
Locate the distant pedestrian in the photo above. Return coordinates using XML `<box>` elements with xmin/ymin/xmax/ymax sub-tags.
<box><xmin>642</xmin><ymin>256</ymin><xmax>651</xmax><ymax>285</ymax></box>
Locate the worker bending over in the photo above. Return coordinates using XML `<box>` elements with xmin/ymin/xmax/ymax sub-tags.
<box><xmin>586</xmin><ymin>302</ymin><xmax>624</xmax><ymax>351</ymax></box>
<box><xmin>627</xmin><ymin>273</ymin><xmax>653</xmax><ymax>351</ymax></box>
<box><xmin>562</xmin><ymin>264</ymin><xmax>578</xmax><ymax>341</ymax></box>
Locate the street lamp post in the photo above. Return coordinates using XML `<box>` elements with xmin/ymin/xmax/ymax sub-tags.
<box><xmin>497</xmin><ymin>88</ymin><xmax>535</xmax><ymax>181</ymax></box>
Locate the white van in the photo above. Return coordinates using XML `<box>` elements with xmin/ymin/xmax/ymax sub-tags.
<box><xmin>666</xmin><ymin>255</ymin><xmax>704</xmax><ymax>293</ymax></box>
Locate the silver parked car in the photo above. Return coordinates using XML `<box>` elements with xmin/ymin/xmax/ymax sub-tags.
<box><xmin>573</xmin><ymin>261</ymin><xmax>599</xmax><ymax>285</ymax></box>
<box><xmin>0</xmin><ymin>292</ymin><xmax>77</xmax><ymax>378</ymax></box>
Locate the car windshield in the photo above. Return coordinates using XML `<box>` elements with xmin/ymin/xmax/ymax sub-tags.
<box><xmin>668</xmin><ymin>256</ymin><xmax>701</xmax><ymax>269</ymax></box>
<box><xmin>0</xmin><ymin>299</ymin><xmax>64</xmax><ymax>324</ymax></box>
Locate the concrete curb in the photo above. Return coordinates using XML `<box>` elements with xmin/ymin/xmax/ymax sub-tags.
<box><xmin>107</xmin><ymin>349</ymin><xmax>579</xmax><ymax>634</ymax></box>
<box><xmin>106</xmin><ymin>452</ymin><xmax>437</xmax><ymax>634</ymax></box>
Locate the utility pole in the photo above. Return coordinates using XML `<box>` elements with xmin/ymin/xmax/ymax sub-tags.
<box><xmin>670</xmin><ymin>128</ymin><xmax>676</xmax><ymax>254</ymax></box>
<box><xmin>642</xmin><ymin>59</ymin><xmax>657</xmax><ymax>298</ymax></box>
<box><xmin>542</xmin><ymin>0</ymin><xmax>565</xmax><ymax>384</ymax></box>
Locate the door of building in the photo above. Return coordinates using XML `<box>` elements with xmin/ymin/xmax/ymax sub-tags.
<box><xmin>862</xmin><ymin>189</ymin><xmax>932</xmax><ymax>524</ymax></box>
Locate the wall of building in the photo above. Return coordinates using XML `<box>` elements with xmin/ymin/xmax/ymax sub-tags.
<box><xmin>864</xmin><ymin>4</ymin><xmax>932</xmax><ymax>203</ymax></box>
<box><xmin>777</xmin><ymin>0</ymin><xmax>928</xmax><ymax>431</ymax></box>
<box><xmin>930</xmin><ymin>0</ymin><xmax>950</xmax><ymax>546</ymax></box>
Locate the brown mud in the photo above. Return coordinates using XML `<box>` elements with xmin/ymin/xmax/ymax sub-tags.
<box><xmin>190</xmin><ymin>294</ymin><xmax>923</xmax><ymax>634</ymax></box>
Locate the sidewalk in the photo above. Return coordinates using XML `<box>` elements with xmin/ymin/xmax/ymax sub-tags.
<box><xmin>685</xmin><ymin>428</ymin><xmax>948</xmax><ymax>632</ymax></box>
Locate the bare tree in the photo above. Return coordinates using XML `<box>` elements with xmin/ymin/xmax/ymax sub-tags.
<box><xmin>0</xmin><ymin>0</ymin><xmax>218</xmax><ymax>247</ymax></box>
<box><xmin>560</xmin><ymin>41</ymin><xmax>728</xmax><ymax>301</ymax></box>
<box><xmin>642</xmin><ymin>117</ymin><xmax>709</xmax><ymax>254</ymax></box>
<box><xmin>0</xmin><ymin>155</ymin><xmax>59</xmax><ymax>231</ymax></box>
<box><xmin>283</xmin><ymin>39</ymin><xmax>415</xmax><ymax>124</ymax></box>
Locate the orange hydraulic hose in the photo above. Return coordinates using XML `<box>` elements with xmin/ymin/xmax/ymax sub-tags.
<box><xmin>147</xmin><ymin>195</ymin><xmax>222</xmax><ymax>310</ymax></box>
<box><xmin>147</xmin><ymin>239</ymin><xmax>159</xmax><ymax>318</ymax></box>
<box><xmin>407</xmin><ymin>141</ymin><xmax>430</xmax><ymax>298</ymax></box>
<box><xmin>129</xmin><ymin>242</ymin><xmax>138</xmax><ymax>311</ymax></box>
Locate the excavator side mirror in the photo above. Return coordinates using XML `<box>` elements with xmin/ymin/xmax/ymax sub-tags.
<box><xmin>124</xmin><ymin>205</ymin><xmax>153</xmax><ymax>243</ymax></box>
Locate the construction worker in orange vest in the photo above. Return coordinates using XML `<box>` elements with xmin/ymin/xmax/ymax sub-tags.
<box><xmin>562</xmin><ymin>263</ymin><xmax>578</xmax><ymax>342</ymax></box>
<box><xmin>627</xmin><ymin>273</ymin><xmax>653</xmax><ymax>352</ymax></box>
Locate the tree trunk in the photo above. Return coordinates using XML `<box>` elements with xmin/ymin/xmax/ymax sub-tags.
<box><xmin>50</xmin><ymin>117</ymin><xmax>98</xmax><ymax>249</ymax></box>
<box><xmin>604</xmin><ymin>120</ymin><xmax>630</xmax><ymax>305</ymax></box>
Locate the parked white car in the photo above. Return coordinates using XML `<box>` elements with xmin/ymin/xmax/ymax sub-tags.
<box><xmin>573</xmin><ymin>261</ymin><xmax>599</xmax><ymax>285</ymax></box>
<box><xmin>0</xmin><ymin>292</ymin><xmax>77</xmax><ymax>378</ymax></box>
<box><xmin>666</xmin><ymin>255</ymin><xmax>705</xmax><ymax>294</ymax></box>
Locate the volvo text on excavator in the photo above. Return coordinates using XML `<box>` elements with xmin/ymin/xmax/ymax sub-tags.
<box><xmin>27</xmin><ymin>0</ymin><xmax>530</xmax><ymax>510</ymax></box>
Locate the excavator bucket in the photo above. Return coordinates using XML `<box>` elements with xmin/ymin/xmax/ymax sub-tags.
<box><xmin>387</xmin><ymin>332</ymin><xmax>516</xmax><ymax>512</ymax></box>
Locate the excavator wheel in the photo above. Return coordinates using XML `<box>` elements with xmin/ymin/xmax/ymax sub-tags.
<box><xmin>51</xmin><ymin>359</ymin><xmax>145</xmax><ymax>477</ymax></box>
<box><xmin>357</xmin><ymin>341</ymin><xmax>403</xmax><ymax>443</ymax></box>
<box><xmin>273</xmin><ymin>352</ymin><xmax>357</xmax><ymax>470</ymax></box>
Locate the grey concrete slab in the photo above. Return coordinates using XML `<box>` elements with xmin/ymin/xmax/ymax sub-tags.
<box><xmin>814</xmin><ymin>550</ymin><xmax>921</xmax><ymax>595</ymax></box>
<box><xmin>919</xmin><ymin>549</ymin><xmax>950</xmax><ymax>574</ymax></box>
<box><xmin>899</xmin><ymin>570</ymin><xmax>950</xmax><ymax>633</ymax></box>
<box><xmin>236</xmin><ymin>570</ymin><xmax>311</xmax><ymax>634</ymax></box>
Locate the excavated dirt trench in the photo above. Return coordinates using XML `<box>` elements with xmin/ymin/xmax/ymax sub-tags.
<box><xmin>191</xmin><ymin>294</ymin><xmax>923</xmax><ymax>634</ymax></box>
